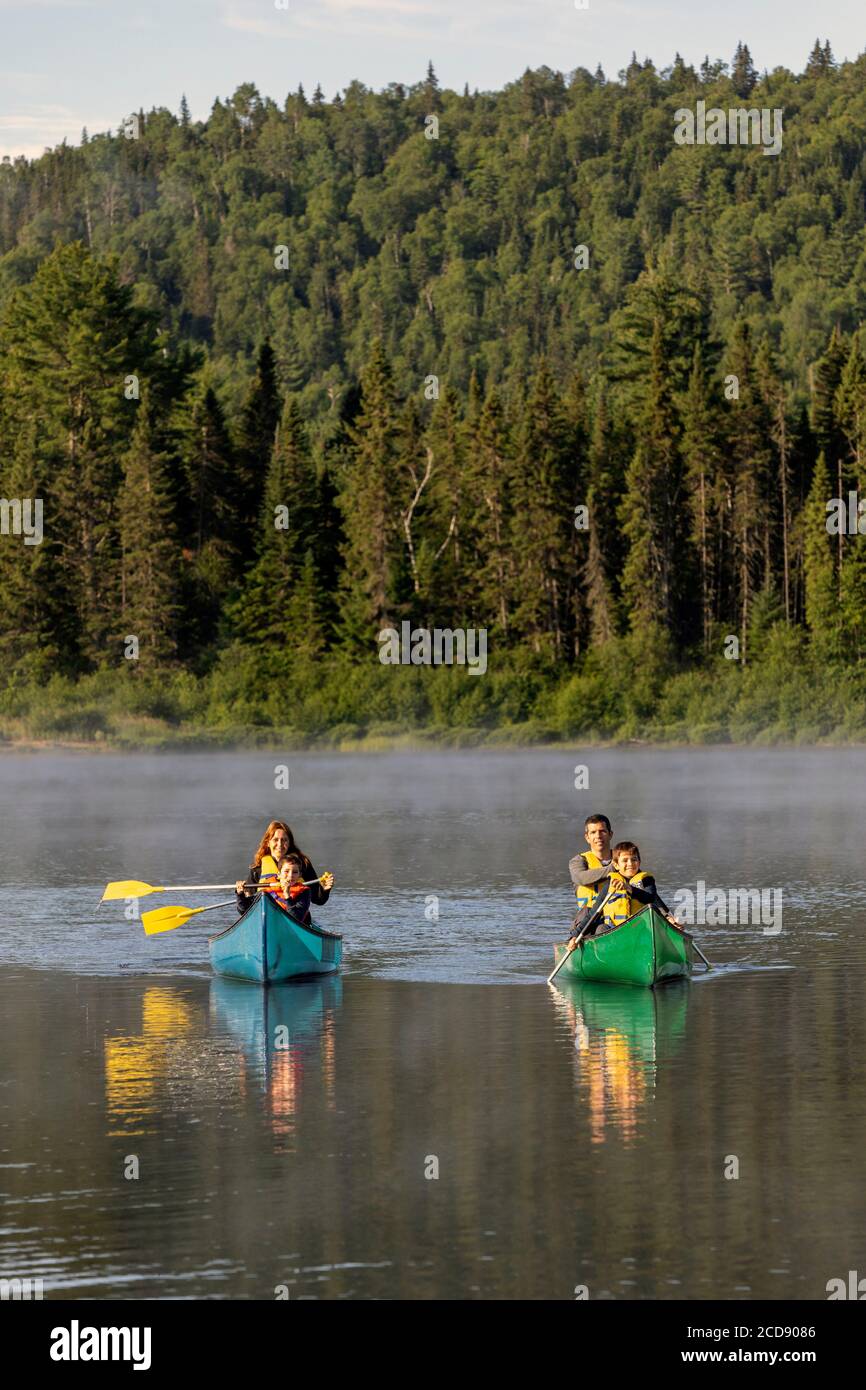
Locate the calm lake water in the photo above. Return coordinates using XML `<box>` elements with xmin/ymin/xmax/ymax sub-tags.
<box><xmin>1</xmin><ymin>748</ymin><xmax>864</xmax><ymax>1299</ymax></box>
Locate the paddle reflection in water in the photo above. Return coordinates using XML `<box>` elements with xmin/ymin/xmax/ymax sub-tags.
<box><xmin>103</xmin><ymin>987</ymin><xmax>201</xmax><ymax>1138</ymax></box>
<box><xmin>550</xmin><ymin>980</ymin><xmax>690</xmax><ymax>1146</ymax></box>
<box><xmin>209</xmin><ymin>977</ymin><xmax>343</xmax><ymax>1147</ymax></box>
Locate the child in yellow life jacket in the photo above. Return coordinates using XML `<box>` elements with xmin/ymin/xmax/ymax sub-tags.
<box><xmin>601</xmin><ymin>842</ymin><xmax>681</xmax><ymax>932</ymax></box>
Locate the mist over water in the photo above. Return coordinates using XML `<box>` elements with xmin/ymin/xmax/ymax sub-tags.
<box><xmin>1</xmin><ymin>748</ymin><xmax>864</xmax><ymax>1298</ymax></box>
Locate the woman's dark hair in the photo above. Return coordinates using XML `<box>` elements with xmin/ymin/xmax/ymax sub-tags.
<box><xmin>584</xmin><ymin>813</ymin><xmax>611</xmax><ymax>833</ymax></box>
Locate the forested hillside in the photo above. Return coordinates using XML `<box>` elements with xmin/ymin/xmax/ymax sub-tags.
<box><xmin>1</xmin><ymin>42</ymin><xmax>865</xmax><ymax>747</ymax></box>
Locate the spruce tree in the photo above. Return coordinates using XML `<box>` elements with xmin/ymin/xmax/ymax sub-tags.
<box><xmin>681</xmin><ymin>342</ymin><xmax>723</xmax><ymax>649</ymax></box>
<box><xmin>231</xmin><ymin>397</ymin><xmax>323</xmax><ymax>647</ymax></box>
<box><xmin>582</xmin><ymin>387</ymin><xmax>620</xmax><ymax>648</ymax></box>
<box><xmin>620</xmin><ymin>320</ymin><xmax>690</xmax><ymax>642</ymax></box>
<box><xmin>423</xmin><ymin>386</ymin><xmax>468</xmax><ymax>622</ymax></box>
<box><xmin>0</xmin><ymin>242</ymin><xmax>161</xmax><ymax>669</ymax></box>
<box><xmin>0</xmin><ymin>420</ymin><xmax>67</xmax><ymax>676</ymax></box>
<box><xmin>803</xmin><ymin>452</ymin><xmax>837</xmax><ymax>656</ymax></box>
<box><xmin>509</xmin><ymin>360</ymin><xmax>577</xmax><ymax>659</ymax></box>
<box><xmin>235</xmin><ymin>339</ymin><xmax>281</xmax><ymax>566</ymax></box>
<box><xmin>466</xmin><ymin>388</ymin><xmax>512</xmax><ymax>636</ymax></box>
<box><xmin>337</xmin><ymin>339</ymin><xmax>401</xmax><ymax>648</ymax></box>
<box><xmin>730</xmin><ymin>42</ymin><xmax>757</xmax><ymax>97</ymax></box>
<box><xmin>182</xmin><ymin>386</ymin><xmax>238</xmax><ymax>652</ymax></box>
<box><xmin>726</xmin><ymin>323</ymin><xmax>774</xmax><ymax>659</ymax></box>
<box><xmin>811</xmin><ymin>326</ymin><xmax>849</xmax><ymax>598</ymax></box>
<box><xmin>118</xmin><ymin>399</ymin><xmax>181</xmax><ymax>666</ymax></box>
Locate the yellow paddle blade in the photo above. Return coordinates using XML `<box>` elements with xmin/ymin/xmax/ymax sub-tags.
<box><xmin>101</xmin><ymin>879</ymin><xmax>162</xmax><ymax>902</ymax></box>
<box><xmin>142</xmin><ymin>904</ymin><xmax>200</xmax><ymax>936</ymax></box>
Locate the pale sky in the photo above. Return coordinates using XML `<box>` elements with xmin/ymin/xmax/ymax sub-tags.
<box><xmin>0</xmin><ymin>0</ymin><xmax>862</xmax><ymax>159</ymax></box>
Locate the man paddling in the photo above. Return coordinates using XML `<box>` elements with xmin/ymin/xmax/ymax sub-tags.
<box><xmin>569</xmin><ymin>813</ymin><xmax>614</xmax><ymax>910</ymax></box>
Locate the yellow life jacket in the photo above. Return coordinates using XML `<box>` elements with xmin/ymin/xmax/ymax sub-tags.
<box><xmin>603</xmin><ymin>870</ymin><xmax>652</xmax><ymax>929</ymax></box>
<box><xmin>575</xmin><ymin>850</ymin><xmax>608</xmax><ymax>910</ymax></box>
<box><xmin>259</xmin><ymin>853</ymin><xmax>288</xmax><ymax>908</ymax></box>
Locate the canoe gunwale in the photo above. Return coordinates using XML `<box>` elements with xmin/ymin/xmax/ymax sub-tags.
<box><xmin>554</xmin><ymin>907</ymin><xmax>693</xmax><ymax>953</ymax></box>
<box><xmin>208</xmin><ymin>897</ymin><xmax>343</xmax><ymax>945</ymax></box>
<box><xmin>553</xmin><ymin>905</ymin><xmax>693</xmax><ymax>987</ymax></box>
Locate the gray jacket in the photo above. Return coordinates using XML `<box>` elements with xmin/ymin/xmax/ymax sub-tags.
<box><xmin>569</xmin><ymin>852</ymin><xmax>613</xmax><ymax>890</ymax></box>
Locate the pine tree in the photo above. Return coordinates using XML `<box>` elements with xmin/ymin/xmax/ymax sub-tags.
<box><xmin>0</xmin><ymin>242</ymin><xmax>161</xmax><ymax>669</ymax></box>
<box><xmin>803</xmin><ymin>451</ymin><xmax>837</xmax><ymax>655</ymax></box>
<box><xmin>423</xmin><ymin>386</ymin><xmax>468</xmax><ymax>621</ymax></box>
<box><xmin>235</xmin><ymin>340</ymin><xmax>281</xmax><ymax>566</ymax></box>
<box><xmin>181</xmin><ymin>386</ymin><xmax>238</xmax><ymax>652</ymax></box>
<box><xmin>834</xmin><ymin>336</ymin><xmax>866</xmax><ymax>493</ymax></box>
<box><xmin>806</xmin><ymin>40</ymin><xmax>828</xmax><ymax>76</ymax></box>
<box><xmin>285</xmin><ymin>549</ymin><xmax>328</xmax><ymax>660</ymax></box>
<box><xmin>620</xmin><ymin>320</ymin><xmax>690</xmax><ymax>641</ymax></box>
<box><xmin>581</xmin><ymin>386</ymin><xmax>620</xmax><ymax>648</ymax></box>
<box><xmin>118</xmin><ymin>399</ymin><xmax>180</xmax><ymax>666</ymax></box>
<box><xmin>231</xmin><ymin>397</ymin><xmax>323</xmax><ymax>646</ymax></box>
<box><xmin>337</xmin><ymin>340</ymin><xmax>402</xmax><ymax>648</ymax></box>
<box><xmin>509</xmin><ymin>360</ymin><xmax>577</xmax><ymax>658</ymax></box>
<box><xmin>811</xmin><ymin>326</ymin><xmax>849</xmax><ymax>597</ymax></box>
<box><xmin>392</xmin><ymin>398</ymin><xmax>430</xmax><ymax>605</ymax></box>
<box><xmin>681</xmin><ymin>342</ymin><xmax>723</xmax><ymax>649</ymax></box>
<box><xmin>0</xmin><ymin>419</ymin><xmax>67</xmax><ymax>676</ymax></box>
<box><xmin>730</xmin><ymin>42</ymin><xmax>757</xmax><ymax>97</ymax></box>
<box><xmin>726</xmin><ymin>323</ymin><xmax>774</xmax><ymax>659</ymax></box>
<box><xmin>466</xmin><ymin>388</ymin><xmax>512</xmax><ymax>636</ymax></box>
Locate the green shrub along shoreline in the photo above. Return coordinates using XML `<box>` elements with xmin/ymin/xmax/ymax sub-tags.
<box><xmin>3</xmin><ymin>632</ymin><xmax>865</xmax><ymax>750</ymax></box>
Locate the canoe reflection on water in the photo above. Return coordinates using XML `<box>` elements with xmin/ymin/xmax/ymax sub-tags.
<box><xmin>549</xmin><ymin>979</ymin><xmax>690</xmax><ymax>1145</ymax></box>
<box><xmin>209</xmin><ymin>976</ymin><xmax>343</xmax><ymax>1144</ymax></box>
<box><xmin>103</xmin><ymin>978</ymin><xmax>342</xmax><ymax>1143</ymax></box>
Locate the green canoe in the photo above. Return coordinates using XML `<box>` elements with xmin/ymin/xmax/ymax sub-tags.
<box><xmin>553</xmin><ymin>904</ymin><xmax>694</xmax><ymax>988</ymax></box>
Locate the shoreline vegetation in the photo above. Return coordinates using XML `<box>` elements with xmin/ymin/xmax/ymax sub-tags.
<box><xmin>1</xmin><ymin>647</ymin><xmax>864</xmax><ymax>751</ymax></box>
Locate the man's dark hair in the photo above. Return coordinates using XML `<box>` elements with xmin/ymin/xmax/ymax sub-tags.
<box><xmin>584</xmin><ymin>813</ymin><xmax>611</xmax><ymax>833</ymax></box>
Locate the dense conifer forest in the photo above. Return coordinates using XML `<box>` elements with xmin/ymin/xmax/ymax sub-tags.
<box><xmin>1</xmin><ymin>41</ymin><xmax>865</xmax><ymax>746</ymax></box>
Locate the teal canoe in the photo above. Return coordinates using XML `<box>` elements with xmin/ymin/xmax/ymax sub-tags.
<box><xmin>208</xmin><ymin>892</ymin><xmax>342</xmax><ymax>984</ymax></box>
<box><xmin>553</xmin><ymin>904</ymin><xmax>693</xmax><ymax>988</ymax></box>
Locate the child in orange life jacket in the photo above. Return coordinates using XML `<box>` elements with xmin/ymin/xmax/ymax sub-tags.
<box><xmin>272</xmin><ymin>854</ymin><xmax>313</xmax><ymax>924</ymax></box>
<box><xmin>600</xmin><ymin>841</ymin><xmax>681</xmax><ymax>933</ymax></box>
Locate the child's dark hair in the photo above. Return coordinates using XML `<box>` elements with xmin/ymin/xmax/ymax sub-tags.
<box><xmin>279</xmin><ymin>853</ymin><xmax>302</xmax><ymax>869</ymax></box>
<box><xmin>584</xmin><ymin>813</ymin><xmax>611</xmax><ymax>833</ymax></box>
<box><xmin>612</xmin><ymin>841</ymin><xmax>640</xmax><ymax>859</ymax></box>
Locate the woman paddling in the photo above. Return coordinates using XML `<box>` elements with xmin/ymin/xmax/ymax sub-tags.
<box><xmin>235</xmin><ymin>820</ymin><xmax>334</xmax><ymax>915</ymax></box>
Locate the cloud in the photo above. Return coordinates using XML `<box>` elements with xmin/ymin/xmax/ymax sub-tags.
<box><xmin>0</xmin><ymin>104</ymin><xmax>114</xmax><ymax>158</ymax></box>
<box><xmin>220</xmin><ymin>0</ymin><xmax>441</xmax><ymax>44</ymax></box>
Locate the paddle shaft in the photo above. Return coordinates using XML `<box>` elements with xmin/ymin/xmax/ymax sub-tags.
<box><xmin>685</xmin><ymin>935</ymin><xmax>712</xmax><ymax>970</ymax></box>
<box><xmin>180</xmin><ymin>898</ymin><xmax>237</xmax><ymax>918</ymax></box>
<box><xmin>150</xmin><ymin>877</ymin><xmax>324</xmax><ymax>892</ymax></box>
<box><xmin>116</xmin><ymin>877</ymin><xmax>324</xmax><ymax>897</ymax></box>
<box><xmin>664</xmin><ymin>917</ymin><xmax>712</xmax><ymax>970</ymax></box>
<box><xmin>547</xmin><ymin>882</ymin><xmax>617</xmax><ymax>985</ymax></box>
